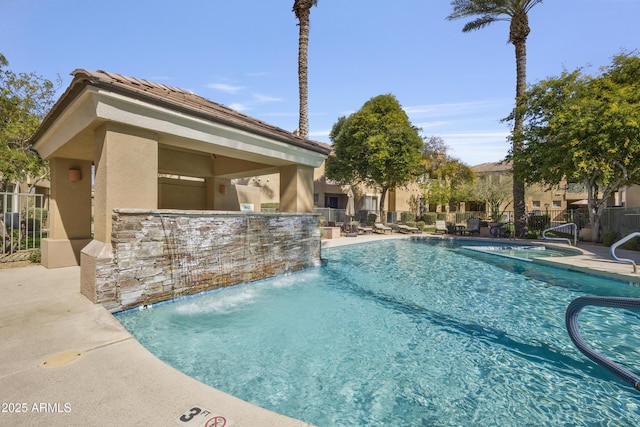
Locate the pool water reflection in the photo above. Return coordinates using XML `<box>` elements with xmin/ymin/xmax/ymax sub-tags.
<box><xmin>116</xmin><ymin>239</ymin><xmax>640</xmax><ymax>426</ymax></box>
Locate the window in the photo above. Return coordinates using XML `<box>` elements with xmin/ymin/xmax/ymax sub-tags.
<box><xmin>552</xmin><ymin>200</ymin><xmax>562</xmax><ymax>208</ymax></box>
<box><xmin>532</xmin><ymin>200</ymin><xmax>541</xmax><ymax>208</ymax></box>
<box><xmin>364</xmin><ymin>195</ymin><xmax>378</xmax><ymax>211</ymax></box>
<box><xmin>325</xmin><ymin>196</ymin><xmax>339</xmax><ymax>209</ymax></box>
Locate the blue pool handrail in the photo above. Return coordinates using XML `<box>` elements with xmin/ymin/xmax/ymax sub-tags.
<box><xmin>542</xmin><ymin>223</ymin><xmax>577</xmax><ymax>246</ymax></box>
<box><xmin>566</xmin><ymin>296</ymin><xmax>640</xmax><ymax>391</ymax></box>
<box><xmin>610</xmin><ymin>232</ymin><xmax>640</xmax><ymax>273</ymax></box>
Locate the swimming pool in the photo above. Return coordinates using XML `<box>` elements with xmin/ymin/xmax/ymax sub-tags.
<box><xmin>116</xmin><ymin>239</ymin><xmax>640</xmax><ymax>426</ymax></box>
<box><xmin>463</xmin><ymin>244</ymin><xmax>581</xmax><ymax>261</ymax></box>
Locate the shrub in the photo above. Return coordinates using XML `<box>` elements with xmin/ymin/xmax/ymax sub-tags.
<box><xmin>420</xmin><ymin>212</ymin><xmax>437</xmax><ymax>225</ymax></box>
<box><xmin>416</xmin><ymin>221</ymin><xmax>425</xmax><ymax>230</ymax></box>
<box><xmin>525</xmin><ymin>231</ymin><xmax>538</xmax><ymax>239</ymax></box>
<box><xmin>622</xmin><ymin>236</ymin><xmax>640</xmax><ymax>251</ymax></box>
<box><xmin>400</xmin><ymin>211</ymin><xmax>414</xmax><ymax>223</ymax></box>
<box><xmin>29</xmin><ymin>249</ymin><xmax>41</xmax><ymax>264</ymax></box>
<box><xmin>367</xmin><ymin>213</ymin><xmax>378</xmax><ymax>225</ymax></box>
<box><xmin>406</xmin><ymin>221</ymin><xmax>416</xmax><ymax>228</ymax></box>
<box><xmin>602</xmin><ymin>231</ymin><xmax>621</xmax><ymax>247</ymax></box>
<box><xmin>27</xmin><ymin>207</ymin><xmax>48</xmax><ymax>224</ymax></box>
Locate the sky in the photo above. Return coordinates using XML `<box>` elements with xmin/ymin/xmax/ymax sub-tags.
<box><xmin>2</xmin><ymin>0</ymin><xmax>638</xmax><ymax>166</ymax></box>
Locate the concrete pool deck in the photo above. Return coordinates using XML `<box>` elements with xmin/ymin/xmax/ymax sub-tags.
<box><xmin>1</xmin><ymin>234</ymin><xmax>640</xmax><ymax>426</ymax></box>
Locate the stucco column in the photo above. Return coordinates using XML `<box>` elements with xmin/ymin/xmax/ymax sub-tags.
<box><xmin>41</xmin><ymin>157</ymin><xmax>92</xmax><ymax>268</ymax></box>
<box><xmin>279</xmin><ymin>164</ymin><xmax>314</xmax><ymax>213</ymax></box>
<box><xmin>81</xmin><ymin>123</ymin><xmax>158</xmax><ymax>302</ymax></box>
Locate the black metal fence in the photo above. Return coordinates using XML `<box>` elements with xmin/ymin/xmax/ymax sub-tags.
<box><xmin>315</xmin><ymin>206</ymin><xmax>636</xmax><ymax>236</ymax></box>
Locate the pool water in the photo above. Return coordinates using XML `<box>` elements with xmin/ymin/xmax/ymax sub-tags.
<box><xmin>463</xmin><ymin>244</ymin><xmax>580</xmax><ymax>261</ymax></box>
<box><xmin>116</xmin><ymin>239</ymin><xmax>640</xmax><ymax>426</ymax></box>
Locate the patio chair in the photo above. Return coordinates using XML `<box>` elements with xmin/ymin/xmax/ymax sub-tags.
<box><xmin>463</xmin><ymin>218</ymin><xmax>481</xmax><ymax>235</ymax></box>
<box><xmin>435</xmin><ymin>220</ymin><xmax>448</xmax><ymax>234</ymax></box>
<box><xmin>397</xmin><ymin>224</ymin><xmax>421</xmax><ymax>234</ymax></box>
<box><xmin>358</xmin><ymin>224</ymin><xmax>373</xmax><ymax>234</ymax></box>
<box><xmin>374</xmin><ymin>223</ymin><xmax>393</xmax><ymax>234</ymax></box>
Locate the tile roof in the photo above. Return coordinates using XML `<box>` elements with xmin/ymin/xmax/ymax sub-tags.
<box><xmin>472</xmin><ymin>161</ymin><xmax>512</xmax><ymax>173</ymax></box>
<box><xmin>32</xmin><ymin>69</ymin><xmax>331</xmax><ymax>155</ymax></box>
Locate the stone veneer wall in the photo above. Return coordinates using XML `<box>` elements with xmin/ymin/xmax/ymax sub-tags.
<box><xmin>96</xmin><ymin>209</ymin><xmax>322</xmax><ymax>312</ymax></box>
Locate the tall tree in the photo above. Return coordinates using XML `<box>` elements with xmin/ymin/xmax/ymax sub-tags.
<box><xmin>326</xmin><ymin>94</ymin><xmax>424</xmax><ymax>221</ymax></box>
<box><xmin>421</xmin><ymin>136</ymin><xmax>475</xmax><ymax>212</ymax></box>
<box><xmin>447</xmin><ymin>0</ymin><xmax>543</xmax><ymax>238</ymax></box>
<box><xmin>0</xmin><ymin>54</ymin><xmax>57</xmax><ymax>191</ymax></box>
<box><xmin>515</xmin><ymin>53</ymin><xmax>640</xmax><ymax>242</ymax></box>
<box><xmin>293</xmin><ymin>0</ymin><xmax>318</xmax><ymax>139</ymax></box>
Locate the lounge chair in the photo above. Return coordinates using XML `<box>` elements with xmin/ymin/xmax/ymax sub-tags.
<box><xmin>434</xmin><ymin>220</ymin><xmax>448</xmax><ymax>234</ymax></box>
<box><xmin>358</xmin><ymin>224</ymin><xmax>373</xmax><ymax>234</ymax></box>
<box><xmin>463</xmin><ymin>218</ymin><xmax>481</xmax><ymax>235</ymax></box>
<box><xmin>397</xmin><ymin>224</ymin><xmax>421</xmax><ymax>234</ymax></box>
<box><xmin>374</xmin><ymin>223</ymin><xmax>393</xmax><ymax>234</ymax></box>
<box><xmin>342</xmin><ymin>222</ymin><xmax>358</xmax><ymax>237</ymax></box>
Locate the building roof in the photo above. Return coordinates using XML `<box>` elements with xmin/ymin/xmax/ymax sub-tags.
<box><xmin>472</xmin><ymin>161</ymin><xmax>512</xmax><ymax>174</ymax></box>
<box><xmin>31</xmin><ymin>69</ymin><xmax>331</xmax><ymax>156</ymax></box>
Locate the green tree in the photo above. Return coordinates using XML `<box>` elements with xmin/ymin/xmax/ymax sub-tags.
<box><xmin>293</xmin><ymin>0</ymin><xmax>318</xmax><ymax>139</ymax></box>
<box><xmin>447</xmin><ymin>0</ymin><xmax>543</xmax><ymax>238</ymax></box>
<box><xmin>515</xmin><ymin>52</ymin><xmax>640</xmax><ymax>242</ymax></box>
<box><xmin>326</xmin><ymin>94</ymin><xmax>424</xmax><ymax>221</ymax></box>
<box><xmin>421</xmin><ymin>136</ymin><xmax>475</xmax><ymax>212</ymax></box>
<box><xmin>471</xmin><ymin>171</ymin><xmax>513</xmax><ymax>222</ymax></box>
<box><xmin>0</xmin><ymin>54</ymin><xmax>57</xmax><ymax>191</ymax></box>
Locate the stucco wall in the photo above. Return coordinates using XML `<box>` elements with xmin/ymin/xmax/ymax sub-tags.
<box><xmin>96</xmin><ymin>209</ymin><xmax>323</xmax><ymax>312</ymax></box>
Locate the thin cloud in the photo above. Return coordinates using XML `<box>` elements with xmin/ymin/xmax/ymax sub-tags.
<box><xmin>309</xmin><ymin>129</ymin><xmax>331</xmax><ymax>139</ymax></box>
<box><xmin>441</xmin><ymin>131</ymin><xmax>511</xmax><ymax>148</ymax></box>
<box><xmin>207</xmin><ymin>83</ymin><xmax>245</xmax><ymax>94</ymax></box>
<box><xmin>405</xmin><ymin>100</ymin><xmax>512</xmax><ymax>119</ymax></box>
<box><xmin>228</xmin><ymin>102</ymin><xmax>249</xmax><ymax>112</ymax></box>
<box><xmin>415</xmin><ymin>120</ymin><xmax>453</xmax><ymax>130</ymax></box>
<box><xmin>253</xmin><ymin>93</ymin><xmax>282</xmax><ymax>103</ymax></box>
<box><xmin>430</xmin><ymin>130</ymin><xmax>511</xmax><ymax>165</ymax></box>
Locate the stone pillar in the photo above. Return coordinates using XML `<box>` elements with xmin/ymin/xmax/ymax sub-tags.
<box><xmin>279</xmin><ymin>164</ymin><xmax>314</xmax><ymax>213</ymax></box>
<box><xmin>41</xmin><ymin>158</ymin><xmax>93</xmax><ymax>268</ymax></box>
<box><xmin>81</xmin><ymin>123</ymin><xmax>158</xmax><ymax>302</ymax></box>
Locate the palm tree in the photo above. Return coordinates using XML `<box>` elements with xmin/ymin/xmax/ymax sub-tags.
<box><xmin>293</xmin><ymin>0</ymin><xmax>318</xmax><ymax>139</ymax></box>
<box><xmin>447</xmin><ymin>0</ymin><xmax>542</xmax><ymax>238</ymax></box>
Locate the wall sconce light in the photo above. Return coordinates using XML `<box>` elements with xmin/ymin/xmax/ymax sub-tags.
<box><xmin>68</xmin><ymin>168</ymin><xmax>81</xmax><ymax>182</ymax></box>
<box><xmin>219</xmin><ymin>184</ymin><xmax>226</xmax><ymax>194</ymax></box>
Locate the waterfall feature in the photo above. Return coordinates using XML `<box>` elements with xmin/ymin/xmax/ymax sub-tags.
<box><xmin>100</xmin><ymin>209</ymin><xmax>322</xmax><ymax>312</ymax></box>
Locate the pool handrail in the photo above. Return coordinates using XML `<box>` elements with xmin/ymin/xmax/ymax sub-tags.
<box><xmin>566</xmin><ymin>296</ymin><xmax>640</xmax><ymax>392</ymax></box>
<box><xmin>610</xmin><ymin>232</ymin><xmax>639</xmax><ymax>273</ymax></box>
<box><xmin>541</xmin><ymin>223</ymin><xmax>577</xmax><ymax>246</ymax></box>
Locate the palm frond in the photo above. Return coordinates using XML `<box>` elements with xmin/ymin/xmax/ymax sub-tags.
<box><xmin>461</xmin><ymin>15</ymin><xmax>499</xmax><ymax>32</ymax></box>
<box><xmin>448</xmin><ymin>0</ymin><xmax>542</xmax><ymax>22</ymax></box>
